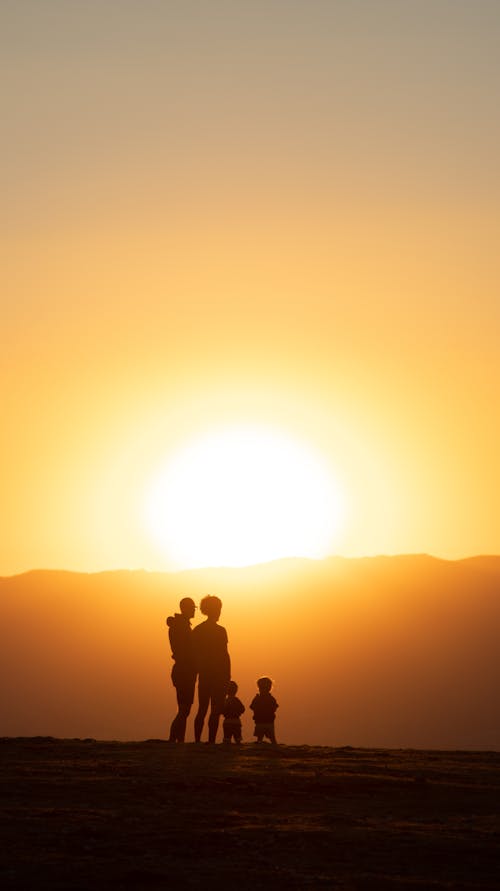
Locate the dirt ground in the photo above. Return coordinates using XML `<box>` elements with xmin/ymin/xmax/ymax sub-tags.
<box><xmin>0</xmin><ymin>738</ymin><xmax>498</xmax><ymax>889</ymax></box>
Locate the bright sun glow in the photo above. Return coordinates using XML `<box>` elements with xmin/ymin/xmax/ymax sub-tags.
<box><xmin>144</xmin><ymin>426</ymin><xmax>346</xmax><ymax>569</ymax></box>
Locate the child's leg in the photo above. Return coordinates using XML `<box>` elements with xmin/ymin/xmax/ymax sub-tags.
<box><xmin>263</xmin><ymin>725</ymin><xmax>277</xmax><ymax>744</ymax></box>
<box><xmin>253</xmin><ymin>724</ymin><xmax>262</xmax><ymax>743</ymax></box>
<box><xmin>233</xmin><ymin>719</ymin><xmax>242</xmax><ymax>744</ymax></box>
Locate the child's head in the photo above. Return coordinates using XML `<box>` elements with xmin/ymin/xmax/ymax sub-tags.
<box><xmin>227</xmin><ymin>680</ymin><xmax>238</xmax><ymax>696</ymax></box>
<box><xmin>257</xmin><ymin>676</ymin><xmax>273</xmax><ymax>693</ymax></box>
<box><xmin>199</xmin><ymin>594</ymin><xmax>222</xmax><ymax>621</ymax></box>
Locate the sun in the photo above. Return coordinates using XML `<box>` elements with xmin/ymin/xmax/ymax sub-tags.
<box><xmin>144</xmin><ymin>425</ymin><xmax>346</xmax><ymax>569</ymax></box>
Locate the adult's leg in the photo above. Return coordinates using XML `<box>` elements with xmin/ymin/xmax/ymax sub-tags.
<box><xmin>168</xmin><ymin>708</ymin><xmax>179</xmax><ymax>743</ymax></box>
<box><xmin>176</xmin><ymin>672</ymin><xmax>196</xmax><ymax>742</ymax></box>
<box><xmin>207</xmin><ymin>683</ymin><xmax>226</xmax><ymax>744</ymax></box>
<box><xmin>194</xmin><ymin>675</ymin><xmax>210</xmax><ymax>742</ymax></box>
<box><xmin>169</xmin><ymin>670</ymin><xmax>195</xmax><ymax>742</ymax></box>
<box><xmin>168</xmin><ymin>665</ymin><xmax>181</xmax><ymax>742</ymax></box>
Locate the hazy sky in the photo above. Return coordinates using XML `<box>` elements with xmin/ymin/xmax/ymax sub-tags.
<box><xmin>2</xmin><ymin>1</ymin><xmax>499</xmax><ymax>574</ymax></box>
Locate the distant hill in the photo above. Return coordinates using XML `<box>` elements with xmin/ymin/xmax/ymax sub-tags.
<box><xmin>1</xmin><ymin>556</ymin><xmax>499</xmax><ymax>748</ymax></box>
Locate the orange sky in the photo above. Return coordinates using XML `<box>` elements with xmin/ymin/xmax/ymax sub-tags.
<box><xmin>2</xmin><ymin>2</ymin><xmax>499</xmax><ymax>575</ymax></box>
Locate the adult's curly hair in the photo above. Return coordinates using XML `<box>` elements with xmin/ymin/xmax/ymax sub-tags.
<box><xmin>199</xmin><ymin>594</ymin><xmax>222</xmax><ymax>618</ymax></box>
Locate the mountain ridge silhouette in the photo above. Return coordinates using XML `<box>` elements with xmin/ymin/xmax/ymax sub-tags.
<box><xmin>4</xmin><ymin>551</ymin><xmax>500</xmax><ymax>584</ymax></box>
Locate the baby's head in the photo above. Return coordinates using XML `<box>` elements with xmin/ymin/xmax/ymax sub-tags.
<box><xmin>227</xmin><ymin>680</ymin><xmax>238</xmax><ymax>696</ymax></box>
<box><xmin>257</xmin><ymin>676</ymin><xmax>273</xmax><ymax>694</ymax></box>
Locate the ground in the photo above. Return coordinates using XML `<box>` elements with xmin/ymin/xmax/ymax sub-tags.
<box><xmin>1</xmin><ymin>738</ymin><xmax>498</xmax><ymax>889</ymax></box>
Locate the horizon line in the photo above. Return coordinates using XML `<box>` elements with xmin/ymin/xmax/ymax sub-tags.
<box><xmin>2</xmin><ymin>552</ymin><xmax>500</xmax><ymax>581</ymax></box>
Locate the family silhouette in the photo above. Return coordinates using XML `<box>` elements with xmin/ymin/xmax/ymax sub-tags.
<box><xmin>166</xmin><ymin>596</ymin><xmax>278</xmax><ymax>744</ymax></box>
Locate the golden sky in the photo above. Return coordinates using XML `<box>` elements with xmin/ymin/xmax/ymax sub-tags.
<box><xmin>2</xmin><ymin>1</ymin><xmax>499</xmax><ymax>575</ymax></box>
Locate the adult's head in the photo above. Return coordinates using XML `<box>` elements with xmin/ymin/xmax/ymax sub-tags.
<box><xmin>179</xmin><ymin>597</ymin><xmax>196</xmax><ymax>620</ymax></box>
<box><xmin>199</xmin><ymin>594</ymin><xmax>222</xmax><ymax>622</ymax></box>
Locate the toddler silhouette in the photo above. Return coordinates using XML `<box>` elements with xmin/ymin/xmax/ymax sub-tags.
<box><xmin>222</xmin><ymin>680</ymin><xmax>245</xmax><ymax>743</ymax></box>
<box><xmin>250</xmin><ymin>676</ymin><xmax>278</xmax><ymax>744</ymax></box>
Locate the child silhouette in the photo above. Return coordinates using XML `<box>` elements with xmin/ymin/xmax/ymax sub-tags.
<box><xmin>222</xmin><ymin>680</ymin><xmax>245</xmax><ymax>743</ymax></box>
<box><xmin>250</xmin><ymin>676</ymin><xmax>278</xmax><ymax>744</ymax></box>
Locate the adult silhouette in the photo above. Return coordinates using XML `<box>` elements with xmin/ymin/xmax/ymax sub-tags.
<box><xmin>166</xmin><ymin>597</ymin><xmax>197</xmax><ymax>742</ymax></box>
<box><xmin>192</xmin><ymin>595</ymin><xmax>231</xmax><ymax>743</ymax></box>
